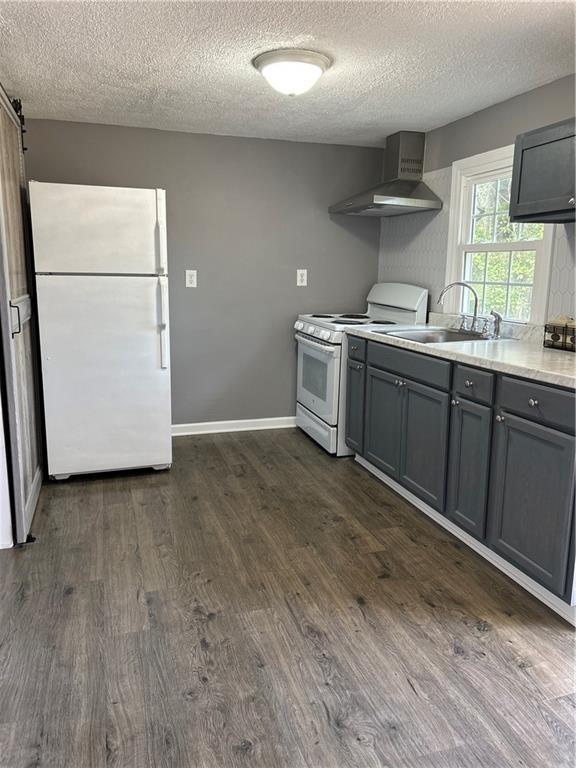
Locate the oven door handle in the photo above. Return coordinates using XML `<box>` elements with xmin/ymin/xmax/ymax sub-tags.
<box><xmin>295</xmin><ymin>333</ymin><xmax>341</xmax><ymax>357</ymax></box>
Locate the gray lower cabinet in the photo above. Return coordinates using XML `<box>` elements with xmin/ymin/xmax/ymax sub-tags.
<box><xmin>446</xmin><ymin>398</ymin><xmax>492</xmax><ymax>539</ymax></box>
<box><xmin>364</xmin><ymin>366</ymin><xmax>402</xmax><ymax>477</ymax></box>
<box><xmin>488</xmin><ymin>411</ymin><xmax>575</xmax><ymax>596</ymax></box>
<box><xmin>345</xmin><ymin>359</ymin><xmax>365</xmax><ymax>453</ymax></box>
<box><xmin>363</xmin><ymin>366</ymin><xmax>450</xmax><ymax>509</ymax></box>
<box><xmin>399</xmin><ymin>379</ymin><xmax>450</xmax><ymax>511</ymax></box>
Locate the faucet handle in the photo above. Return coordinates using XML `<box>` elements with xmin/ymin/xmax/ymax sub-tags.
<box><xmin>490</xmin><ymin>310</ymin><xmax>503</xmax><ymax>339</ymax></box>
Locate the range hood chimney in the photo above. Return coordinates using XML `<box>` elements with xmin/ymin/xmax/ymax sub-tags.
<box><xmin>329</xmin><ymin>131</ymin><xmax>442</xmax><ymax>217</ymax></box>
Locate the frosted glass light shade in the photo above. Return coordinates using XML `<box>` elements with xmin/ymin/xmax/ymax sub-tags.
<box><xmin>253</xmin><ymin>49</ymin><xmax>331</xmax><ymax>96</ymax></box>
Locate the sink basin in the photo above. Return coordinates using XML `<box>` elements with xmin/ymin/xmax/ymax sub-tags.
<box><xmin>380</xmin><ymin>328</ymin><xmax>486</xmax><ymax>344</ymax></box>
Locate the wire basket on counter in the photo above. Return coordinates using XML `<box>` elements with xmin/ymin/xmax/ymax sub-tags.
<box><xmin>544</xmin><ymin>321</ymin><xmax>575</xmax><ymax>352</ymax></box>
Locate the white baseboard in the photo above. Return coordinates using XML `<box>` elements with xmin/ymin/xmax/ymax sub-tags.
<box><xmin>356</xmin><ymin>455</ymin><xmax>576</xmax><ymax>627</ymax></box>
<box><xmin>172</xmin><ymin>416</ymin><xmax>297</xmax><ymax>437</ymax></box>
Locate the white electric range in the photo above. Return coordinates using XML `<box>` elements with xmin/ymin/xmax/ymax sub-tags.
<box><xmin>294</xmin><ymin>283</ymin><xmax>428</xmax><ymax>455</ymax></box>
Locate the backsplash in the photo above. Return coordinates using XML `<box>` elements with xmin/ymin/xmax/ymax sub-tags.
<box><xmin>548</xmin><ymin>223</ymin><xmax>575</xmax><ymax>318</ymax></box>
<box><xmin>378</xmin><ymin>167</ymin><xmax>575</xmax><ymax>321</ymax></box>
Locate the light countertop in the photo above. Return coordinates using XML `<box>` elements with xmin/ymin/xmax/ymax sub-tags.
<box><xmin>349</xmin><ymin>327</ymin><xmax>576</xmax><ymax>389</ymax></box>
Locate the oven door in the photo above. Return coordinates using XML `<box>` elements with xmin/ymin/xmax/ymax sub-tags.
<box><xmin>295</xmin><ymin>333</ymin><xmax>341</xmax><ymax>426</ymax></box>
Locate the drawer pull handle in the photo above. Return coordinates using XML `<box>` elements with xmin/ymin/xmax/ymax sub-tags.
<box><xmin>528</xmin><ymin>398</ymin><xmax>539</xmax><ymax>408</ymax></box>
<box><xmin>464</xmin><ymin>379</ymin><xmax>473</xmax><ymax>388</ymax></box>
<box><xmin>451</xmin><ymin>399</ymin><xmax>460</xmax><ymax>407</ymax></box>
<box><xmin>496</xmin><ymin>414</ymin><xmax>505</xmax><ymax>422</ymax></box>
<box><xmin>351</xmin><ymin>345</ymin><xmax>358</xmax><ymax>351</ymax></box>
<box><xmin>398</xmin><ymin>380</ymin><xmax>407</xmax><ymax>387</ymax></box>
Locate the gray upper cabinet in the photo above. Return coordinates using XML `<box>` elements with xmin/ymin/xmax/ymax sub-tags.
<box><xmin>364</xmin><ymin>365</ymin><xmax>402</xmax><ymax>477</ymax></box>
<box><xmin>345</xmin><ymin>358</ymin><xmax>365</xmax><ymax>454</ymax></box>
<box><xmin>488</xmin><ymin>411</ymin><xmax>575</xmax><ymax>596</ymax></box>
<box><xmin>509</xmin><ymin>118</ymin><xmax>576</xmax><ymax>224</ymax></box>
<box><xmin>399</xmin><ymin>379</ymin><xmax>449</xmax><ymax>511</ymax></box>
<box><xmin>447</xmin><ymin>398</ymin><xmax>492</xmax><ymax>539</ymax></box>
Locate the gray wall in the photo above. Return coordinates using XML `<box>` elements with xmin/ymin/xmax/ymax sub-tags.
<box><xmin>25</xmin><ymin>120</ymin><xmax>383</xmax><ymax>425</ymax></box>
<box><xmin>380</xmin><ymin>76</ymin><xmax>575</xmax><ymax>318</ymax></box>
<box><xmin>425</xmin><ymin>75</ymin><xmax>575</xmax><ymax>172</ymax></box>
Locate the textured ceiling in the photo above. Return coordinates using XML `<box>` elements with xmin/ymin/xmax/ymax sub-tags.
<box><xmin>0</xmin><ymin>1</ymin><xmax>574</xmax><ymax>147</ymax></box>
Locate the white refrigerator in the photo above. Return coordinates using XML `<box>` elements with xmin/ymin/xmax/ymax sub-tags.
<box><xmin>30</xmin><ymin>181</ymin><xmax>172</xmax><ymax>479</ymax></box>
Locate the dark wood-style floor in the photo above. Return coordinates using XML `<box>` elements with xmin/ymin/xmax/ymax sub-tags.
<box><xmin>0</xmin><ymin>429</ymin><xmax>574</xmax><ymax>767</ymax></box>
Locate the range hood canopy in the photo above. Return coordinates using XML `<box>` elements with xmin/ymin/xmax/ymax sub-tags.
<box><xmin>329</xmin><ymin>131</ymin><xmax>442</xmax><ymax>217</ymax></box>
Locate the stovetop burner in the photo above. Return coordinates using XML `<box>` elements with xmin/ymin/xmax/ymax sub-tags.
<box><xmin>332</xmin><ymin>319</ymin><xmax>368</xmax><ymax>325</ymax></box>
<box><xmin>311</xmin><ymin>314</ymin><xmax>334</xmax><ymax>318</ymax></box>
<box><xmin>369</xmin><ymin>320</ymin><xmax>395</xmax><ymax>325</ymax></box>
<box><xmin>339</xmin><ymin>313</ymin><xmax>370</xmax><ymax>319</ymax></box>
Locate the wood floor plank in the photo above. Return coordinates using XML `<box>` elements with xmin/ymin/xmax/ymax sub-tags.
<box><xmin>0</xmin><ymin>428</ymin><xmax>573</xmax><ymax>767</ymax></box>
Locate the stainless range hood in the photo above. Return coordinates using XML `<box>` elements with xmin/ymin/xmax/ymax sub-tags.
<box><xmin>329</xmin><ymin>131</ymin><xmax>442</xmax><ymax>217</ymax></box>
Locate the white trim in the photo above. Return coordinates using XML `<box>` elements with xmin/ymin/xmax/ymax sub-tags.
<box><xmin>18</xmin><ymin>465</ymin><xmax>42</xmax><ymax>545</ymax></box>
<box><xmin>172</xmin><ymin>416</ymin><xmax>297</xmax><ymax>437</ymax></box>
<box><xmin>444</xmin><ymin>145</ymin><xmax>554</xmax><ymax>323</ymax></box>
<box><xmin>0</xmin><ymin>386</ymin><xmax>13</xmax><ymax>549</ymax></box>
<box><xmin>356</xmin><ymin>455</ymin><xmax>576</xmax><ymax>626</ymax></box>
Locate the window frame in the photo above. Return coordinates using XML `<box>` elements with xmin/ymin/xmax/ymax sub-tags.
<box><xmin>444</xmin><ymin>145</ymin><xmax>554</xmax><ymax>324</ymax></box>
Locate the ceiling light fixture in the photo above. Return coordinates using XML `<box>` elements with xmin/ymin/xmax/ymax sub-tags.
<box><xmin>253</xmin><ymin>49</ymin><xmax>331</xmax><ymax>96</ymax></box>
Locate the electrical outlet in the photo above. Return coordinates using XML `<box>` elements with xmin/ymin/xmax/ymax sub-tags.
<box><xmin>296</xmin><ymin>269</ymin><xmax>308</xmax><ymax>287</ymax></box>
<box><xmin>185</xmin><ymin>269</ymin><xmax>197</xmax><ymax>288</ymax></box>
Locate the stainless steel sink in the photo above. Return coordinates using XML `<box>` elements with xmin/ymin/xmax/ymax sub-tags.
<box><xmin>378</xmin><ymin>328</ymin><xmax>486</xmax><ymax>344</ymax></box>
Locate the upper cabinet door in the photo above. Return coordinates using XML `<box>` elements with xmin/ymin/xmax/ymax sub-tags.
<box><xmin>509</xmin><ymin>118</ymin><xmax>576</xmax><ymax>223</ymax></box>
<box><xmin>29</xmin><ymin>182</ymin><xmax>167</xmax><ymax>275</ymax></box>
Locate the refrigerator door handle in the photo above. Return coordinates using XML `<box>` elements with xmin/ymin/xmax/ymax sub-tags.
<box><xmin>155</xmin><ymin>189</ymin><xmax>167</xmax><ymax>275</ymax></box>
<box><xmin>158</xmin><ymin>276</ymin><xmax>169</xmax><ymax>369</ymax></box>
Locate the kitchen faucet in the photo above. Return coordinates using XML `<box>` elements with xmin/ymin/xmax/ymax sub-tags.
<box><xmin>437</xmin><ymin>281</ymin><xmax>479</xmax><ymax>331</ymax></box>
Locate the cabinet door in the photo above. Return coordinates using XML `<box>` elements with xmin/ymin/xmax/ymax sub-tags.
<box><xmin>345</xmin><ymin>359</ymin><xmax>365</xmax><ymax>453</ymax></box>
<box><xmin>510</xmin><ymin>118</ymin><xmax>575</xmax><ymax>223</ymax></box>
<box><xmin>488</xmin><ymin>412</ymin><xmax>575</xmax><ymax>595</ymax></box>
<box><xmin>364</xmin><ymin>366</ymin><xmax>402</xmax><ymax>477</ymax></box>
<box><xmin>446</xmin><ymin>398</ymin><xmax>492</xmax><ymax>539</ymax></box>
<box><xmin>400</xmin><ymin>379</ymin><xmax>450</xmax><ymax>511</ymax></box>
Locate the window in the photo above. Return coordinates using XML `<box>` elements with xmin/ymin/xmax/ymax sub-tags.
<box><xmin>445</xmin><ymin>146</ymin><xmax>553</xmax><ymax>324</ymax></box>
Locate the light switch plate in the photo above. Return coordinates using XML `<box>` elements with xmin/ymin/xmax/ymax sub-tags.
<box><xmin>185</xmin><ymin>269</ymin><xmax>197</xmax><ymax>288</ymax></box>
<box><xmin>296</xmin><ymin>269</ymin><xmax>307</xmax><ymax>287</ymax></box>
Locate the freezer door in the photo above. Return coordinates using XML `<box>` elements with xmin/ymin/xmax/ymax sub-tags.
<box><xmin>30</xmin><ymin>182</ymin><xmax>167</xmax><ymax>275</ymax></box>
<box><xmin>36</xmin><ymin>275</ymin><xmax>172</xmax><ymax>477</ymax></box>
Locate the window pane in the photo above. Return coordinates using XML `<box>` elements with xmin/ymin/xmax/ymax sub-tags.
<box><xmin>462</xmin><ymin>283</ymin><xmax>484</xmax><ymax>315</ymax></box>
<box><xmin>484</xmin><ymin>284</ymin><xmax>508</xmax><ymax>316</ymax></box>
<box><xmin>507</xmin><ymin>286</ymin><xmax>532</xmax><ymax>322</ymax></box>
<box><xmin>474</xmin><ymin>180</ymin><xmax>497</xmax><ymax>216</ymax></box>
<box><xmin>471</xmin><ymin>215</ymin><xmax>494</xmax><ymax>243</ymax></box>
<box><xmin>519</xmin><ymin>221</ymin><xmax>545</xmax><ymax>241</ymax></box>
<box><xmin>496</xmin><ymin>177</ymin><xmax>511</xmax><ymax>212</ymax></box>
<box><xmin>464</xmin><ymin>252</ymin><xmax>485</xmax><ymax>282</ymax></box>
<box><xmin>510</xmin><ymin>251</ymin><xmax>536</xmax><ymax>284</ymax></box>
<box><xmin>485</xmin><ymin>251</ymin><xmax>510</xmax><ymax>283</ymax></box>
<box><xmin>495</xmin><ymin>215</ymin><xmax>519</xmax><ymax>242</ymax></box>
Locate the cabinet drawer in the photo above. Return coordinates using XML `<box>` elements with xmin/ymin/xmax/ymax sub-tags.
<box><xmin>348</xmin><ymin>337</ymin><xmax>366</xmax><ymax>362</ymax></box>
<box><xmin>498</xmin><ymin>376</ymin><xmax>575</xmax><ymax>433</ymax></box>
<box><xmin>453</xmin><ymin>364</ymin><xmax>494</xmax><ymax>405</ymax></box>
<box><xmin>367</xmin><ymin>342</ymin><xmax>451</xmax><ymax>391</ymax></box>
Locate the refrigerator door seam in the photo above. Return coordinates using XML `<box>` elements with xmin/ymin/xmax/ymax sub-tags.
<box><xmin>35</xmin><ymin>271</ymin><xmax>167</xmax><ymax>277</ymax></box>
